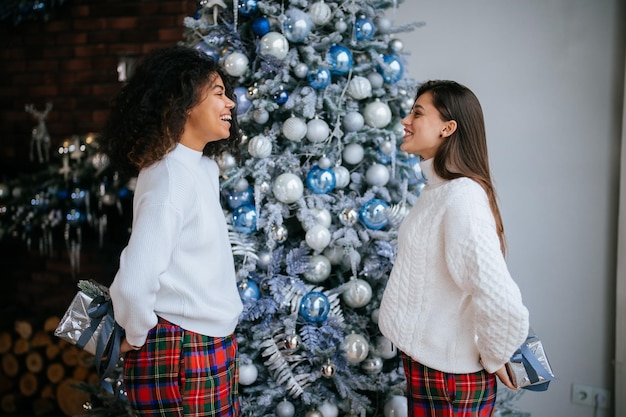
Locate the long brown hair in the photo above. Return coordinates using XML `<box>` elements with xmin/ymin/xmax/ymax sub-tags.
<box><xmin>417</xmin><ymin>80</ymin><xmax>506</xmax><ymax>254</ymax></box>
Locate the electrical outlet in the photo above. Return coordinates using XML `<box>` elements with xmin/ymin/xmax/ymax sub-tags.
<box><xmin>571</xmin><ymin>384</ymin><xmax>610</xmax><ymax>409</ymax></box>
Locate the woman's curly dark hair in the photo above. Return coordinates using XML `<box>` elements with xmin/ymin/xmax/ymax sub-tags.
<box><xmin>99</xmin><ymin>45</ymin><xmax>241</xmax><ymax>175</ymax></box>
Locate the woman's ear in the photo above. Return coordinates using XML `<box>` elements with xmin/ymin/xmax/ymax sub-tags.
<box><xmin>442</xmin><ymin>120</ymin><xmax>457</xmax><ymax>138</ymax></box>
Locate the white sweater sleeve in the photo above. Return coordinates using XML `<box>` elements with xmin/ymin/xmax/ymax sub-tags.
<box><xmin>443</xmin><ymin>181</ymin><xmax>529</xmax><ymax>373</ymax></box>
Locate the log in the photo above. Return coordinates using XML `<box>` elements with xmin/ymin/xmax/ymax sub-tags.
<box><xmin>45</xmin><ymin>343</ymin><xmax>61</xmax><ymax>360</ymax></box>
<box><xmin>25</xmin><ymin>351</ymin><xmax>44</xmax><ymax>373</ymax></box>
<box><xmin>32</xmin><ymin>397</ymin><xmax>56</xmax><ymax>416</ymax></box>
<box><xmin>46</xmin><ymin>363</ymin><xmax>65</xmax><ymax>384</ymax></box>
<box><xmin>56</xmin><ymin>379</ymin><xmax>89</xmax><ymax>416</ymax></box>
<box><xmin>43</xmin><ymin>316</ymin><xmax>60</xmax><ymax>333</ymax></box>
<box><xmin>31</xmin><ymin>330</ymin><xmax>52</xmax><ymax>348</ymax></box>
<box><xmin>0</xmin><ymin>393</ymin><xmax>17</xmax><ymax>414</ymax></box>
<box><xmin>61</xmin><ymin>345</ymin><xmax>80</xmax><ymax>367</ymax></box>
<box><xmin>40</xmin><ymin>384</ymin><xmax>55</xmax><ymax>400</ymax></box>
<box><xmin>14</xmin><ymin>320</ymin><xmax>33</xmax><ymax>340</ymax></box>
<box><xmin>13</xmin><ymin>338</ymin><xmax>29</xmax><ymax>355</ymax></box>
<box><xmin>1</xmin><ymin>353</ymin><xmax>19</xmax><ymax>377</ymax></box>
<box><xmin>18</xmin><ymin>372</ymin><xmax>38</xmax><ymax>397</ymax></box>
<box><xmin>72</xmin><ymin>365</ymin><xmax>89</xmax><ymax>381</ymax></box>
<box><xmin>0</xmin><ymin>374</ymin><xmax>12</xmax><ymax>394</ymax></box>
<box><xmin>0</xmin><ymin>332</ymin><xmax>11</xmax><ymax>354</ymax></box>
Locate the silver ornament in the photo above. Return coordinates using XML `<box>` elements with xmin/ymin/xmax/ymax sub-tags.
<box><xmin>342</xmin><ymin>143</ymin><xmax>365</xmax><ymax>165</ymax></box>
<box><xmin>309</xmin><ymin>1</ymin><xmax>332</xmax><ymax>25</ymax></box>
<box><xmin>272</xmin><ymin>173</ymin><xmax>304</xmax><ymax>204</ymax></box>
<box><xmin>239</xmin><ymin>364</ymin><xmax>258</xmax><ymax>385</ymax></box>
<box><xmin>318</xmin><ymin>402</ymin><xmax>339</xmax><ymax>417</ymax></box>
<box><xmin>318</xmin><ymin>156</ymin><xmax>332</xmax><ymax>169</ymax></box>
<box><xmin>376</xmin><ymin>17</ymin><xmax>392</xmax><ymax>34</ymax></box>
<box><xmin>248</xmin><ymin>85</ymin><xmax>259</xmax><ymax>99</ymax></box>
<box><xmin>259</xmin><ymin>32</ymin><xmax>289</xmax><ymax>60</ymax></box>
<box><xmin>282</xmin><ymin>116</ymin><xmax>308</xmax><ymax>142</ymax></box>
<box><xmin>310</xmin><ymin>207</ymin><xmax>332</xmax><ymax>228</ymax></box>
<box><xmin>253</xmin><ymin>108</ymin><xmax>270</xmax><ymax>125</ymax></box>
<box><xmin>361</xmin><ymin>356</ymin><xmax>383</xmax><ymax>374</ymax></box>
<box><xmin>342</xmin><ymin>111</ymin><xmax>364</xmax><ymax>132</ymax></box>
<box><xmin>340</xmin><ymin>333</ymin><xmax>369</xmax><ymax>365</ymax></box>
<box><xmin>333</xmin><ymin>166</ymin><xmax>350</xmax><ymax>188</ymax></box>
<box><xmin>347</xmin><ymin>76</ymin><xmax>372</xmax><ymax>100</ymax></box>
<box><xmin>306</xmin><ymin>410</ymin><xmax>324</xmax><ymax>417</ymax></box>
<box><xmin>323</xmin><ymin>246</ymin><xmax>344</xmax><ymax>265</ymax></box>
<box><xmin>375</xmin><ymin>336</ymin><xmax>398</xmax><ymax>359</ymax></box>
<box><xmin>339</xmin><ymin>208</ymin><xmax>358</xmax><ymax>227</ymax></box>
<box><xmin>223</xmin><ymin>52</ymin><xmax>249</xmax><ymax>77</ymax></box>
<box><xmin>335</xmin><ymin>18</ymin><xmax>348</xmax><ymax>33</ymax></box>
<box><xmin>270</xmin><ymin>224</ymin><xmax>288</xmax><ymax>242</ymax></box>
<box><xmin>342</xmin><ymin>278</ymin><xmax>372</xmax><ymax>308</ymax></box>
<box><xmin>304</xmin><ymin>254</ymin><xmax>331</xmax><ymax>283</ymax></box>
<box><xmin>384</xmin><ymin>396</ymin><xmax>408</xmax><ymax>417</ymax></box>
<box><xmin>235</xmin><ymin>178</ymin><xmax>249</xmax><ymax>192</ymax></box>
<box><xmin>367</xmin><ymin>72</ymin><xmax>384</xmax><ymax>89</ymax></box>
<box><xmin>365</xmin><ymin>163</ymin><xmax>390</xmax><ymax>187</ymax></box>
<box><xmin>276</xmin><ymin>400</ymin><xmax>296</xmax><ymax>417</ymax></box>
<box><xmin>306</xmin><ymin>118</ymin><xmax>330</xmax><ymax>143</ymax></box>
<box><xmin>380</xmin><ymin>140</ymin><xmax>394</xmax><ymax>155</ymax></box>
<box><xmin>321</xmin><ymin>360</ymin><xmax>336</xmax><ymax>377</ymax></box>
<box><xmin>248</xmin><ymin>135</ymin><xmax>272</xmax><ymax>158</ymax></box>
<box><xmin>364</xmin><ymin>100</ymin><xmax>392</xmax><ymax>128</ymax></box>
<box><xmin>217</xmin><ymin>152</ymin><xmax>237</xmax><ymax>171</ymax></box>
<box><xmin>284</xmin><ymin>333</ymin><xmax>302</xmax><ymax>350</ymax></box>
<box><xmin>294</xmin><ymin>63</ymin><xmax>309</xmax><ymax>78</ymax></box>
<box><xmin>388</xmin><ymin>38</ymin><xmax>404</xmax><ymax>54</ymax></box>
<box><xmin>305</xmin><ymin>224</ymin><xmax>331</xmax><ymax>251</ymax></box>
<box><xmin>257</xmin><ymin>249</ymin><xmax>272</xmax><ymax>269</ymax></box>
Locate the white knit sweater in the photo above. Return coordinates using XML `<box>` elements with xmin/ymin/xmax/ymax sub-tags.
<box><xmin>378</xmin><ymin>158</ymin><xmax>529</xmax><ymax>374</ymax></box>
<box><xmin>110</xmin><ymin>144</ymin><xmax>243</xmax><ymax>347</ymax></box>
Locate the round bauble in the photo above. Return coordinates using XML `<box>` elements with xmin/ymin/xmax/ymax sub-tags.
<box><xmin>375</xmin><ymin>335</ymin><xmax>397</xmax><ymax>359</ymax></box>
<box><xmin>305</xmin><ymin>224</ymin><xmax>331</xmax><ymax>251</ymax></box>
<box><xmin>321</xmin><ymin>361</ymin><xmax>336</xmax><ymax>377</ymax></box>
<box><xmin>270</xmin><ymin>224</ymin><xmax>288</xmax><ymax>242</ymax></box>
<box><xmin>248</xmin><ymin>135</ymin><xmax>272</xmax><ymax>158</ymax></box>
<box><xmin>283</xmin><ymin>8</ymin><xmax>313</xmax><ymax>43</ymax></box>
<box><xmin>299</xmin><ymin>291</ymin><xmax>331</xmax><ymax>323</ymax></box>
<box><xmin>384</xmin><ymin>396</ymin><xmax>408</xmax><ymax>417</ymax></box>
<box><xmin>333</xmin><ymin>166</ymin><xmax>350</xmax><ymax>188</ymax></box>
<box><xmin>347</xmin><ymin>76</ymin><xmax>372</xmax><ymax>100</ymax></box>
<box><xmin>309</xmin><ymin>1</ymin><xmax>332</xmax><ymax>25</ymax></box>
<box><xmin>306</xmin><ymin>118</ymin><xmax>330</xmax><ymax>142</ymax></box>
<box><xmin>282</xmin><ymin>116</ymin><xmax>308</xmax><ymax>142</ymax></box>
<box><xmin>239</xmin><ymin>364</ymin><xmax>258</xmax><ymax>385</ymax></box>
<box><xmin>364</xmin><ymin>100</ymin><xmax>392</xmax><ymax>128</ymax></box>
<box><xmin>257</xmin><ymin>249</ymin><xmax>272</xmax><ymax>269</ymax></box>
<box><xmin>276</xmin><ymin>400</ymin><xmax>296</xmax><ymax>417</ymax></box>
<box><xmin>342</xmin><ymin>143</ymin><xmax>365</xmax><ymax>165</ymax></box>
<box><xmin>253</xmin><ymin>108</ymin><xmax>270</xmax><ymax>125</ymax></box>
<box><xmin>367</xmin><ymin>72</ymin><xmax>384</xmax><ymax>89</ymax></box>
<box><xmin>338</xmin><ymin>208</ymin><xmax>358</xmax><ymax>227</ymax></box>
<box><xmin>310</xmin><ymin>207</ymin><xmax>332</xmax><ymax>228</ymax></box>
<box><xmin>340</xmin><ymin>333</ymin><xmax>369</xmax><ymax>365</ymax></box>
<box><xmin>294</xmin><ymin>62</ymin><xmax>309</xmax><ymax>78</ymax></box>
<box><xmin>342</xmin><ymin>278</ymin><xmax>372</xmax><ymax>308</ymax></box>
<box><xmin>323</xmin><ymin>246</ymin><xmax>344</xmax><ymax>265</ymax></box>
<box><xmin>259</xmin><ymin>32</ymin><xmax>289</xmax><ymax>60</ymax></box>
<box><xmin>284</xmin><ymin>333</ymin><xmax>302</xmax><ymax>351</ymax></box>
<box><xmin>304</xmin><ymin>254</ymin><xmax>331</xmax><ymax>283</ymax></box>
<box><xmin>327</xmin><ymin>45</ymin><xmax>353</xmax><ymax>75</ymax></box>
<box><xmin>365</xmin><ymin>163</ymin><xmax>390</xmax><ymax>187</ymax></box>
<box><xmin>318</xmin><ymin>401</ymin><xmax>339</xmax><ymax>417</ymax></box>
<box><xmin>272</xmin><ymin>173</ymin><xmax>304</xmax><ymax>204</ymax></box>
<box><xmin>342</xmin><ymin>111</ymin><xmax>364</xmax><ymax>132</ymax></box>
<box><xmin>361</xmin><ymin>356</ymin><xmax>383</xmax><ymax>374</ymax></box>
<box><xmin>223</xmin><ymin>52</ymin><xmax>248</xmax><ymax>77</ymax></box>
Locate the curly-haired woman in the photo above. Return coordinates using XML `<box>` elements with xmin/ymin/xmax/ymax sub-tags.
<box><xmin>101</xmin><ymin>45</ymin><xmax>243</xmax><ymax>417</ymax></box>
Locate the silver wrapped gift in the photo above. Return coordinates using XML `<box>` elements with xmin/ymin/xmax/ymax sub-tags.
<box><xmin>506</xmin><ymin>334</ymin><xmax>554</xmax><ymax>390</ymax></box>
<box><xmin>54</xmin><ymin>286</ymin><xmax>114</xmax><ymax>356</ymax></box>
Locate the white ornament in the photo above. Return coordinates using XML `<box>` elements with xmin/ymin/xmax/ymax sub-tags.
<box><xmin>248</xmin><ymin>135</ymin><xmax>272</xmax><ymax>158</ymax></box>
<box><xmin>364</xmin><ymin>100</ymin><xmax>392</xmax><ymax>128</ymax></box>
<box><xmin>335</xmin><ymin>18</ymin><xmax>348</xmax><ymax>33</ymax></box>
<box><xmin>384</xmin><ymin>396</ymin><xmax>408</xmax><ymax>417</ymax></box>
<box><xmin>257</xmin><ymin>249</ymin><xmax>272</xmax><ymax>269</ymax></box>
<box><xmin>340</xmin><ymin>333</ymin><xmax>369</xmax><ymax>365</ymax></box>
<box><xmin>339</xmin><ymin>208</ymin><xmax>358</xmax><ymax>227</ymax></box>
<box><xmin>305</xmin><ymin>224</ymin><xmax>331</xmax><ymax>251</ymax></box>
<box><xmin>306</xmin><ymin>118</ymin><xmax>330</xmax><ymax>142</ymax></box>
<box><xmin>309</xmin><ymin>1</ymin><xmax>332</xmax><ymax>25</ymax></box>
<box><xmin>375</xmin><ymin>335</ymin><xmax>397</xmax><ymax>359</ymax></box>
<box><xmin>294</xmin><ymin>63</ymin><xmax>309</xmax><ymax>78</ymax></box>
<box><xmin>304</xmin><ymin>255</ymin><xmax>332</xmax><ymax>283</ymax></box>
<box><xmin>223</xmin><ymin>52</ymin><xmax>249</xmax><ymax>77</ymax></box>
<box><xmin>318</xmin><ymin>401</ymin><xmax>339</xmax><ymax>417</ymax></box>
<box><xmin>282</xmin><ymin>116</ymin><xmax>308</xmax><ymax>142</ymax></box>
<box><xmin>376</xmin><ymin>17</ymin><xmax>392</xmax><ymax>34</ymax></box>
<box><xmin>361</xmin><ymin>356</ymin><xmax>383</xmax><ymax>374</ymax></box>
<box><xmin>217</xmin><ymin>152</ymin><xmax>237</xmax><ymax>172</ymax></box>
<box><xmin>333</xmin><ymin>166</ymin><xmax>350</xmax><ymax>188</ymax></box>
<box><xmin>371</xmin><ymin>308</ymin><xmax>380</xmax><ymax>324</ymax></box>
<box><xmin>259</xmin><ymin>32</ymin><xmax>290</xmax><ymax>60</ymax></box>
<box><xmin>342</xmin><ymin>111</ymin><xmax>364</xmax><ymax>132</ymax></box>
<box><xmin>272</xmin><ymin>173</ymin><xmax>304</xmax><ymax>204</ymax></box>
<box><xmin>310</xmin><ymin>207</ymin><xmax>332</xmax><ymax>228</ymax></box>
<box><xmin>253</xmin><ymin>108</ymin><xmax>270</xmax><ymax>124</ymax></box>
<box><xmin>323</xmin><ymin>246</ymin><xmax>344</xmax><ymax>265</ymax></box>
<box><xmin>380</xmin><ymin>140</ymin><xmax>394</xmax><ymax>155</ymax></box>
<box><xmin>342</xmin><ymin>278</ymin><xmax>372</xmax><ymax>308</ymax></box>
<box><xmin>276</xmin><ymin>400</ymin><xmax>296</xmax><ymax>417</ymax></box>
<box><xmin>367</xmin><ymin>72</ymin><xmax>384</xmax><ymax>89</ymax></box>
<box><xmin>318</xmin><ymin>156</ymin><xmax>332</xmax><ymax>169</ymax></box>
<box><xmin>239</xmin><ymin>364</ymin><xmax>258</xmax><ymax>385</ymax></box>
<box><xmin>347</xmin><ymin>76</ymin><xmax>372</xmax><ymax>100</ymax></box>
<box><xmin>342</xmin><ymin>143</ymin><xmax>365</xmax><ymax>165</ymax></box>
<box><xmin>365</xmin><ymin>163</ymin><xmax>390</xmax><ymax>187</ymax></box>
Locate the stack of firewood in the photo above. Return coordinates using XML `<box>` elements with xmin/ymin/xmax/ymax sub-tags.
<box><xmin>0</xmin><ymin>316</ymin><xmax>98</xmax><ymax>416</ymax></box>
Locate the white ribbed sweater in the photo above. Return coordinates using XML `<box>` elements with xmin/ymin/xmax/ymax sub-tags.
<box><xmin>110</xmin><ymin>144</ymin><xmax>243</xmax><ymax>347</ymax></box>
<box><xmin>378</xmin><ymin>158</ymin><xmax>529</xmax><ymax>374</ymax></box>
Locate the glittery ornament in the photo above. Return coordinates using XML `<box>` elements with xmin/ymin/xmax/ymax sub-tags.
<box><xmin>282</xmin><ymin>116</ymin><xmax>308</xmax><ymax>142</ymax></box>
<box><xmin>248</xmin><ymin>135</ymin><xmax>272</xmax><ymax>158</ymax></box>
<box><xmin>347</xmin><ymin>76</ymin><xmax>372</xmax><ymax>100</ymax></box>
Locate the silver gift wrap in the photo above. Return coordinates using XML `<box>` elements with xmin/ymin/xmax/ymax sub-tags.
<box><xmin>54</xmin><ymin>291</ymin><xmax>108</xmax><ymax>355</ymax></box>
<box><xmin>506</xmin><ymin>336</ymin><xmax>554</xmax><ymax>389</ymax></box>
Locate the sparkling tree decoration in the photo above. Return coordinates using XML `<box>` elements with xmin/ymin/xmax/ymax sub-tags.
<box><xmin>184</xmin><ymin>1</ymin><xmax>426</xmax><ymax>415</ymax></box>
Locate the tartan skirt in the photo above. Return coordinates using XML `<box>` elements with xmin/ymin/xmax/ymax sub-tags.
<box><xmin>123</xmin><ymin>317</ymin><xmax>241</xmax><ymax>417</ymax></box>
<box><xmin>401</xmin><ymin>352</ymin><xmax>496</xmax><ymax>417</ymax></box>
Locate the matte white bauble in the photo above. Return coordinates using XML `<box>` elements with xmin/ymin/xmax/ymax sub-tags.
<box><xmin>364</xmin><ymin>100</ymin><xmax>392</xmax><ymax>128</ymax></box>
<box><xmin>253</xmin><ymin>108</ymin><xmax>270</xmax><ymax>124</ymax></box>
<box><xmin>375</xmin><ymin>335</ymin><xmax>398</xmax><ymax>359</ymax></box>
<box><xmin>342</xmin><ymin>278</ymin><xmax>372</xmax><ymax>308</ymax></box>
<box><xmin>304</xmin><ymin>254</ymin><xmax>332</xmax><ymax>283</ymax></box>
<box><xmin>367</xmin><ymin>72</ymin><xmax>384</xmax><ymax>89</ymax></box>
<box><xmin>335</xmin><ymin>18</ymin><xmax>348</xmax><ymax>32</ymax></box>
<box><xmin>276</xmin><ymin>400</ymin><xmax>296</xmax><ymax>417</ymax></box>
<box><xmin>239</xmin><ymin>364</ymin><xmax>258</xmax><ymax>385</ymax></box>
<box><xmin>342</xmin><ymin>111</ymin><xmax>364</xmax><ymax>132</ymax></box>
<box><xmin>347</xmin><ymin>76</ymin><xmax>372</xmax><ymax>100</ymax></box>
<box><xmin>259</xmin><ymin>32</ymin><xmax>290</xmax><ymax>60</ymax></box>
<box><xmin>318</xmin><ymin>156</ymin><xmax>332</xmax><ymax>169</ymax></box>
<box><xmin>340</xmin><ymin>333</ymin><xmax>369</xmax><ymax>364</ymax></box>
<box><xmin>282</xmin><ymin>116</ymin><xmax>308</xmax><ymax>142</ymax></box>
<box><xmin>248</xmin><ymin>135</ymin><xmax>272</xmax><ymax>158</ymax></box>
<box><xmin>294</xmin><ymin>63</ymin><xmax>309</xmax><ymax>78</ymax></box>
<box><xmin>365</xmin><ymin>163</ymin><xmax>390</xmax><ymax>186</ymax></box>
<box><xmin>342</xmin><ymin>143</ymin><xmax>365</xmax><ymax>165</ymax></box>
<box><xmin>318</xmin><ymin>401</ymin><xmax>339</xmax><ymax>417</ymax></box>
<box><xmin>306</xmin><ymin>118</ymin><xmax>330</xmax><ymax>142</ymax></box>
<box><xmin>272</xmin><ymin>173</ymin><xmax>304</xmax><ymax>204</ymax></box>
<box><xmin>384</xmin><ymin>396</ymin><xmax>408</xmax><ymax>417</ymax></box>
<box><xmin>376</xmin><ymin>17</ymin><xmax>392</xmax><ymax>34</ymax></box>
<box><xmin>310</xmin><ymin>207</ymin><xmax>332</xmax><ymax>228</ymax></box>
<box><xmin>223</xmin><ymin>52</ymin><xmax>249</xmax><ymax>77</ymax></box>
<box><xmin>305</xmin><ymin>224</ymin><xmax>331</xmax><ymax>251</ymax></box>
<box><xmin>333</xmin><ymin>165</ymin><xmax>350</xmax><ymax>188</ymax></box>
<box><xmin>309</xmin><ymin>1</ymin><xmax>332</xmax><ymax>25</ymax></box>
<box><xmin>323</xmin><ymin>246</ymin><xmax>344</xmax><ymax>265</ymax></box>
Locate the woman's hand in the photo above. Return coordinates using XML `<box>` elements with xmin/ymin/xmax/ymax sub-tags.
<box><xmin>120</xmin><ymin>338</ymin><xmax>141</xmax><ymax>354</ymax></box>
<box><xmin>494</xmin><ymin>365</ymin><xmax>519</xmax><ymax>390</ymax></box>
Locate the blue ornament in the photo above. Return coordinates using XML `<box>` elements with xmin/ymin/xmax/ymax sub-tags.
<box><xmin>377</xmin><ymin>150</ymin><xmax>392</xmax><ymax>164</ymax></box>
<box><xmin>299</xmin><ymin>291</ymin><xmax>331</xmax><ymax>323</ymax></box>
<box><xmin>306</xmin><ymin>165</ymin><xmax>336</xmax><ymax>194</ymax></box>
<box><xmin>66</xmin><ymin>209</ymin><xmax>83</xmax><ymax>225</ymax></box>
<box><xmin>376</xmin><ymin>55</ymin><xmax>404</xmax><ymax>84</ymax></box>
<box><xmin>118</xmin><ymin>186</ymin><xmax>131</xmax><ymax>199</ymax></box>
<box><xmin>283</xmin><ymin>8</ymin><xmax>313</xmax><ymax>43</ymax></box>
<box><xmin>326</xmin><ymin>45</ymin><xmax>353</xmax><ymax>75</ymax></box>
<box><xmin>227</xmin><ymin>186</ymin><xmax>254</xmax><ymax>209</ymax></box>
<box><xmin>252</xmin><ymin>17</ymin><xmax>271</xmax><ymax>36</ymax></box>
<box><xmin>238</xmin><ymin>278</ymin><xmax>261</xmax><ymax>301</ymax></box>
<box><xmin>355</xmin><ymin>17</ymin><xmax>376</xmax><ymax>40</ymax></box>
<box><xmin>307</xmin><ymin>68</ymin><xmax>331</xmax><ymax>89</ymax></box>
<box><xmin>193</xmin><ymin>41</ymin><xmax>219</xmax><ymax>63</ymax></box>
<box><xmin>70</xmin><ymin>187</ymin><xmax>86</xmax><ymax>206</ymax></box>
<box><xmin>238</xmin><ymin>0</ymin><xmax>258</xmax><ymax>16</ymax></box>
<box><xmin>274</xmin><ymin>89</ymin><xmax>289</xmax><ymax>105</ymax></box>
<box><xmin>359</xmin><ymin>199</ymin><xmax>389</xmax><ymax>230</ymax></box>
<box><xmin>232</xmin><ymin>204</ymin><xmax>257</xmax><ymax>234</ymax></box>
<box><xmin>234</xmin><ymin>86</ymin><xmax>252</xmax><ymax>114</ymax></box>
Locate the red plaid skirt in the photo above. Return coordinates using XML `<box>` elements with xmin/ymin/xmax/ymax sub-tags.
<box><xmin>123</xmin><ymin>317</ymin><xmax>241</xmax><ymax>417</ymax></box>
<box><xmin>401</xmin><ymin>353</ymin><xmax>496</xmax><ymax>417</ymax></box>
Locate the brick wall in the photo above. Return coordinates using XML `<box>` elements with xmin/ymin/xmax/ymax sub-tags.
<box><xmin>0</xmin><ymin>0</ymin><xmax>198</xmax><ymax>177</ymax></box>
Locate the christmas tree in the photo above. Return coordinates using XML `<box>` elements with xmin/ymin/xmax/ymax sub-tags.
<box><xmin>180</xmin><ymin>1</ymin><xmax>424</xmax><ymax>416</ymax></box>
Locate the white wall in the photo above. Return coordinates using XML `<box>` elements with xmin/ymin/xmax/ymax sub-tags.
<box><xmin>389</xmin><ymin>1</ymin><xmax>625</xmax><ymax>416</ymax></box>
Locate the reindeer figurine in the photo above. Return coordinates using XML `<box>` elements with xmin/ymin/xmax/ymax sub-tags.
<box><xmin>25</xmin><ymin>102</ymin><xmax>53</xmax><ymax>163</ymax></box>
